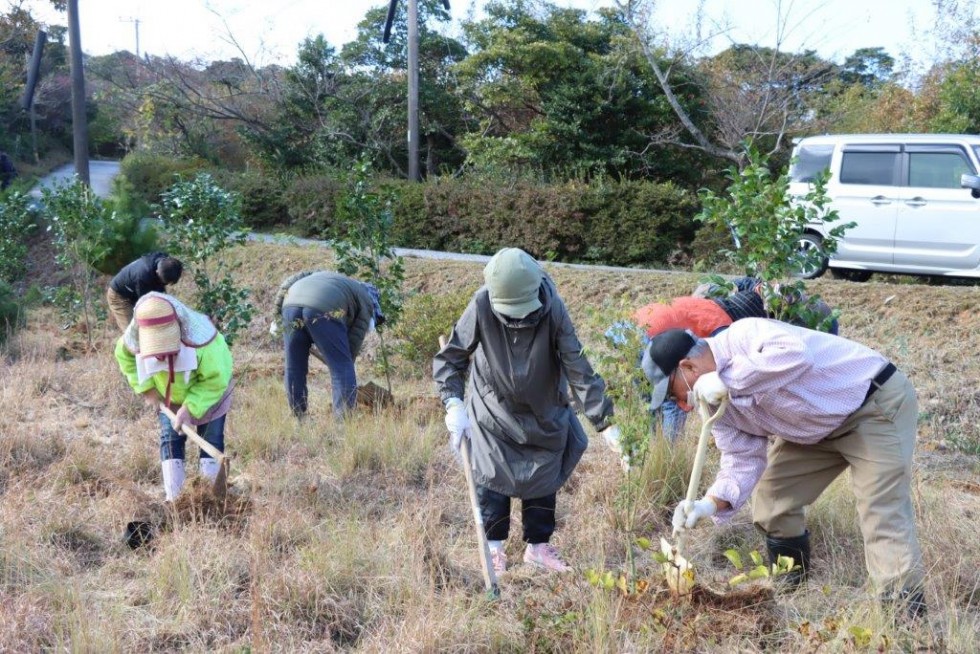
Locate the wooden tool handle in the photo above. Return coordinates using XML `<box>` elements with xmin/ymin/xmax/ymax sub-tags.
<box><xmin>159</xmin><ymin>404</ymin><xmax>226</xmax><ymax>461</ymax></box>
<box><xmin>439</xmin><ymin>334</ymin><xmax>500</xmax><ymax>597</ymax></box>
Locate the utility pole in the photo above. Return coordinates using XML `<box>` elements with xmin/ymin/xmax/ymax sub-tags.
<box><xmin>406</xmin><ymin>0</ymin><xmax>419</xmax><ymax>182</ymax></box>
<box><xmin>382</xmin><ymin>0</ymin><xmax>450</xmax><ymax>182</ymax></box>
<box><xmin>121</xmin><ymin>17</ymin><xmax>141</xmax><ymax>58</ymax></box>
<box><xmin>66</xmin><ymin>0</ymin><xmax>89</xmax><ymax>185</ymax></box>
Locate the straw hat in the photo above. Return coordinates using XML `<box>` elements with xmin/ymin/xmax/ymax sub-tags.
<box><xmin>134</xmin><ymin>295</ymin><xmax>182</xmax><ymax>357</ymax></box>
<box><xmin>123</xmin><ymin>292</ymin><xmax>217</xmax><ymax>356</ymax></box>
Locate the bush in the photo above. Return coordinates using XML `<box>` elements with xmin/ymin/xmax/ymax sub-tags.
<box><xmin>0</xmin><ymin>192</ymin><xmax>37</xmax><ymax>283</ymax></box>
<box><xmin>282</xmin><ymin>175</ymin><xmax>344</xmax><ymax>237</ymax></box>
<box><xmin>85</xmin><ymin>212</ymin><xmax>160</xmax><ymax>276</ymax></box>
<box><xmin>579</xmin><ymin>180</ymin><xmax>699</xmax><ymax>266</ymax></box>
<box><xmin>276</xmin><ymin>173</ymin><xmax>698</xmax><ymax>267</ymax></box>
<box><xmin>212</xmin><ymin>170</ymin><xmax>289</xmax><ymax>230</ymax></box>
<box><xmin>0</xmin><ymin>281</ymin><xmax>23</xmax><ymax>344</ymax></box>
<box><xmin>387</xmin><ymin>290</ymin><xmax>473</xmax><ymax>377</ymax></box>
<box><xmin>118</xmin><ymin>152</ymin><xmax>208</xmax><ymax>207</ymax></box>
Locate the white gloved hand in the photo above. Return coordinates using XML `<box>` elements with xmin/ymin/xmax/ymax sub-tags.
<box><xmin>690</xmin><ymin>371</ymin><xmax>728</xmax><ymax>407</ymax></box>
<box><xmin>170</xmin><ymin>405</ymin><xmax>192</xmax><ymax>432</ymax></box>
<box><xmin>269</xmin><ymin>320</ymin><xmax>280</xmax><ymax>337</ymax></box>
<box><xmin>600</xmin><ymin>425</ymin><xmax>623</xmax><ymax>455</ymax></box>
<box><xmin>600</xmin><ymin>425</ymin><xmax>631</xmax><ymax>472</ymax></box>
<box><xmin>671</xmin><ymin>497</ymin><xmax>717</xmax><ymax>534</ymax></box>
<box><xmin>444</xmin><ymin>398</ymin><xmax>470</xmax><ymax>454</ymax></box>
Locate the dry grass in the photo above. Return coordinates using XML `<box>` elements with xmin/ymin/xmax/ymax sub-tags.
<box><xmin>0</xmin><ymin>240</ymin><xmax>978</xmax><ymax>651</ymax></box>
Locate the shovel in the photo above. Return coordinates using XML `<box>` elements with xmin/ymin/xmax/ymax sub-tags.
<box><xmin>439</xmin><ymin>335</ymin><xmax>500</xmax><ymax>599</ymax></box>
<box><xmin>662</xmin><ymin>396</ymin><xmax>729</xmax><ymax>595</ymax></box>
<box><xmin>159</xmin><ymin>404</ymin><xmax>230</xmax><ymax>499</ymax></box>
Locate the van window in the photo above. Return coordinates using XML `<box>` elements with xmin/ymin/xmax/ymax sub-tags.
<box><xmin>840</xmin><ymin>152</ymin><xmax>899</xmax><ymax>185</ymax></box>
<box><xmin>790</xmin><ymin>145</ymin><xmax>834</xmax><ymax>182</ymax></box>
<box><xmin>908</xmin><ymin>152</ymin><xmax>973</xmax><ymax>188</ymax></box>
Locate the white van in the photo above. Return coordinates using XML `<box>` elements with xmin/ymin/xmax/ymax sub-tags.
<box><xmin>788</xmin><ymin>134</ymin><xmax>980</xmax><ymax>280</ymax></box>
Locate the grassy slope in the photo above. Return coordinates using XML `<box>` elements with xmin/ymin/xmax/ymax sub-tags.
<box><xmin>1</xmin><ymin>240</ymin><xmax>978</xmax><ymax>652</ymax></box>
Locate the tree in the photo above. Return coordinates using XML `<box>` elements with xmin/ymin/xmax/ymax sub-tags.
<box><xmin>456</xmin><ymin>1</ymin><xmax>708</xmax><ymax>182</ymax></box>
<box><xmin>839</xmin><ymin>47</ymin><xmax>894</xmax><ymax>89</ymax></box>
<box><xmin>620</xmin><ymin>0</ymin><xmax>839</xmax><ymax>166</ymax></box>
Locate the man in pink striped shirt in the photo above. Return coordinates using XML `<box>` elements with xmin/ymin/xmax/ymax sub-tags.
<box><xmin>641</xmin><ymin>318</ymin><xmax>925</xmax><ymax>618</ymax></box>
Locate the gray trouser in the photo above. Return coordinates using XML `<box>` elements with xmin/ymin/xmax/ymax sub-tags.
<box><xmin>752</xmin><ymin>370</ymin><xmax>924</xmax><ymax>595</ymax></box>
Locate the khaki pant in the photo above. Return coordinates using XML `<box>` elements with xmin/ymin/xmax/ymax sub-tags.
<box><xmin>752</xmin><ymin>370</ymin><xmax>924</xmax><ymax>595</ymax></box>
<box><xmin>106</xmin><ymin>286</ymin><xmax>134</xmax><ymax>331</ymax></box>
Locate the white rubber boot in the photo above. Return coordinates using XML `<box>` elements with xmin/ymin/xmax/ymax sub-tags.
<box><xmin>161</xmin><ymin>459</ymin><xmax>186</xmax><ymax>501</ymax></box>
<box><xmin>199</xmin><ymin>457</ymin><xmax>221</xmax><ymax>482</ymax></box>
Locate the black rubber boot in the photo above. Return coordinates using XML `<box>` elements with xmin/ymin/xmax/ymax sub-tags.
<box><xmin>886</xmin><ymin>588</ymin><xmax>927</xmax><ymax>622</ymax></box>
<box><xmin>765</xmin><ymin>530</ymin><xmax>811</xmax><ymax>588</ymax></box>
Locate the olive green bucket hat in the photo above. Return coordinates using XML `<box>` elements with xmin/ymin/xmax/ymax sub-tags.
<box><xmin>484</xmin><ymin>247</ymin><xmax>543</xmax><ymax>318</ymax></box>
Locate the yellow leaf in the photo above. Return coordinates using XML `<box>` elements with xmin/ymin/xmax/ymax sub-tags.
<box><xmin>723</xmin><ymin>548</ymin><xmax>743</xmax><ymax>570</ymax></box>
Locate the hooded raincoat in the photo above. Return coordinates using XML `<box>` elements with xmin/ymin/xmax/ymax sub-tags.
<box><xmin>433</xmin><ymin>277</ymin><xmax>613</xmax><ymax>498</ymax></box>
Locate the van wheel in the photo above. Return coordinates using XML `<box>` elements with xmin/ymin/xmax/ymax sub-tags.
<box><xmin>795</xmin><ymin>233</ymin><xmax>828</xmax><ymax>279</ymax></box>
<box><xmin>830</xmin><ymin>269</ymin><xmax>872</xmax><ymax>282</ymax></box>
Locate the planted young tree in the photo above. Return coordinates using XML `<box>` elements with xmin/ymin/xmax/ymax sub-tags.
<box><xmin>40</xmin><ymin>179</ymin><xmax>115</xmax><ymax>343</ymax></box>
<box><xmin>331</xmin><ymin>158</ymin><xmax>405</xmax><ymax>394</ymax></box>
<box><xmin>696</xmin><ymin>146</ymin><xmax>851</xmax><ymax>331</ymax></box>
<box><xmin>586</xmin><ymin>305</ymin><xmax>689</xmax><ymax>596</ymax></box>
<box><xmin>158</xmin><ymin>173</ymin><xmax>253</xmax><ymax>345</ymax></box>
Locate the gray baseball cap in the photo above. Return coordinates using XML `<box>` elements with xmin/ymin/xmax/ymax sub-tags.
<box><xmin>641</xmin><ymin>329</ymin><xmax>697</xmax><ymax>412</ymax></box>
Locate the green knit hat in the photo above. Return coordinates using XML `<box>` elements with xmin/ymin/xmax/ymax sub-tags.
<box><xmin>484</xmin><ymin>248</ymin><xmax>543</xmax><ymax>318</ymax></box>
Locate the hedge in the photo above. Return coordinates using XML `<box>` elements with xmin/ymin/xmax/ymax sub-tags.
<box><xmin>277</xmin><ymin>175</ymin><xmax>698</xmax><ymax>268</ymax></box>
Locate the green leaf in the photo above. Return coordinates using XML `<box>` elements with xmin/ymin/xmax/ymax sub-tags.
<box><xmin>749</xmin><ymin>550</ymin><xmax>764</xmax><ymax>567</ymax></box>
<box><xmin>723</xmin><ymin>549</ymin><xmax>743</xmax><ymax>570</ymax></box>
<box><xmin>635</xmin><ymin>537</ymin><xmax>652</xmax><ymax>551</ymax></box>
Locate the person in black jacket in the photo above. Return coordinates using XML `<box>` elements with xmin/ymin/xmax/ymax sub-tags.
<box><xmin>0</xmin><ymin>152</ymin><xmax>17</xmax><ymax>190</ymax></box>
<box><xmin>107</xmin><ymin>252</ymin><xmax>183</xmax><ymax>330</ymax></box>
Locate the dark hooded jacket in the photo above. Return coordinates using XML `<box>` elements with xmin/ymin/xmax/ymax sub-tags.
<box><xmin>110</xmin><ymin>252</ymin><xmax>170</xmax><ymax>304</ymax></box>
<box><xmin>433</xmin><ymin>276</ymin><xmax>613</xmax><ymax>498</ymax></box>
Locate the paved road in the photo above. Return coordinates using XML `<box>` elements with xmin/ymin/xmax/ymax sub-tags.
<box><xmin>30</xmin><ymin>160</ymin><xmax>121</xmax><ymax>199</ymax></box>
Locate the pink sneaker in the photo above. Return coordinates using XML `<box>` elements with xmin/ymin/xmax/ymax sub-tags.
<box><xmin>523</xmin><ymin>543</ymin><xmax>571</xmax><ymax>572</ymax></box>
<box><xmin>489</xmin><ymin>547</ymin><xmax>507</xmax><ymax>574</ymax></box>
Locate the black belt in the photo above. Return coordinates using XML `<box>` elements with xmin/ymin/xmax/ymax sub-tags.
<box><xmin>863</xmin><ymin>363</ymin><xmax>897</xmax><ymax>405</ymax></box>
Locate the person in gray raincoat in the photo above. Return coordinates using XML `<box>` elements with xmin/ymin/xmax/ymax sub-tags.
<box><xmin>433</xmin><ymin>247</ymin><xmax>618</xmax><ymax>574</ymax></box>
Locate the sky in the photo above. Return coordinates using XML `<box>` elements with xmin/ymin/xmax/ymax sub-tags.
<box><xmin>19</xmin><ymin>0</ymin><xmax>936</xmax><ymax>67</ymax></box>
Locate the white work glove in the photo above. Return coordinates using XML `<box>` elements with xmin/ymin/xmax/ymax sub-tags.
<box><xmin>690</xmin><ymin>371</ymin><xmax>728</xmax><ymax>407</ymax></box>
<box><xmin>170</xmin><ymin>405</ymin><xmax>192</xmax><ymax>432</ymax></box>
<box><xmin>600</xmin><ymin>425</ymin><xmax>623</xmax><ymax>455</ymax></box>
<box><xmin>672</xmin><ymin>498</ymin><xmax>717</xmax><ymax>534</ymax></box>
<box><xmin>600</xmin><ymin>425</ymin><xmax>631</xmax><ymax>472</ymax></box>
<box><xmin>444</xmin><ymin>397</ymin><xmax>470</xmax><ymax>454</ymax></box>
<box><xmin>269</xmin><ymin>320</ymin><xmax>280</xmax><ymax>337</ymax></box>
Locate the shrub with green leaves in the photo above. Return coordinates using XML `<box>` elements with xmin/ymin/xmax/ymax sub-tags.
<box><xmin>0</xmin><ymin>280</ymin><xmax>23</xmax><ymax>344</ymax></box>
<box><xmin>40</xmin><ymin>179</ymin><xmax>113</xmax><ymax>338</ymax></box>
<box><xmin>331</xmin><ymin>158</ymin><xmax>406</xmax><ymax>392</ymax></box>
<box><xmin>0</xmin><ymin>191</ymin><xmax>36</xmax><ymax>283</ymax></box>
<box><xmin>696</xmin><ymin>146</ymin><xmax>851</xmax><ymax>331</ymax></box>
<box><xmin>159</xmin><ymin>173</ymin><xmax>254</xmax><ymax>345</ymax></box>
<box><xmin>388</xmin><ymin>291</ymin><xmax>472</xmax><ymax>377</ymax></box>
<box><xmin>119</xmin><ymin>152</ymin><xmax>208</xmax><ymax>207</ymax></box>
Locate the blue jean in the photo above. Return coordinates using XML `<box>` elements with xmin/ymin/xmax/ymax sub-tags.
<box><xmin>158</xmin><ymin>412</ymin><xmax>225</xmax><ymax>461</ymax></box>
<box><xmin>659</xmin><ymin>400</ymin><xmax>688</xmax><ymax>443</ymax></box>
<box><xmin>283</xmin><ymin>305</ymin><xmax>357</xmax><ymax>417</ymax></box>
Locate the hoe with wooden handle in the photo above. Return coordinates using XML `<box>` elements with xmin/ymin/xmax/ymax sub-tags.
<box><xmin>439</xmin><ymin>335</ymin><xmax>500</xmax><ymax>599</ymax></box>
<box><xmin>661</xmin><ymin>396</ymin><xmax>729</xmax><ymax>595</ymax></box>
<box><xmin>159</xmin><ymin>404</ymin><xmax>230</xmax><ymax>500</ymax></box>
